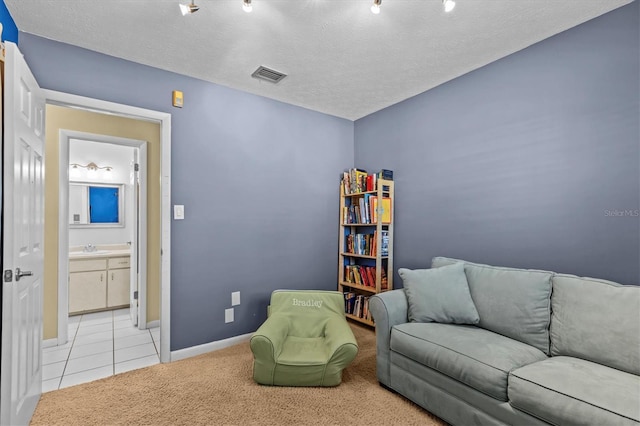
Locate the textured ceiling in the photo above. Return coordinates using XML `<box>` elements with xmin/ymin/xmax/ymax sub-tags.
<box><xmin>6</xmin><ymin>0</ymin><xmax>632</xmax><ymax>120</ymax></box>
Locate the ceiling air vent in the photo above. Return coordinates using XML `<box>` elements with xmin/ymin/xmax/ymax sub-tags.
<box><xmin>251</xmin><ymin>66</ymin><xmax>287</xmax><ymax>84</ymax></box>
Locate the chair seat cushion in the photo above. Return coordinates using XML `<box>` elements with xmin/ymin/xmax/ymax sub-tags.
<box><xmin>391</xmin><ymin>323</ymin><xmax>547</xmax><ymax>401</ymax></box>
<box><xmin>509</xmin><ymin>356</ymin><xmax>640</xmax><ymax>426</ymax></box>
<box><xmin>278</xmin><ymin>336</ymin><xmax>329</xmax><ymax>366</ymax></box>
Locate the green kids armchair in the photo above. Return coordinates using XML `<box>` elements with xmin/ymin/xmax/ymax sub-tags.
<box><xmin>250</xmin><ymin>290</ymin><xmax>358</xmax><ymax>387</ymax></box>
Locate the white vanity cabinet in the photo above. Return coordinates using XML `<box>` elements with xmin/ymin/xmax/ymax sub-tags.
<box><xmin>69</xmin><ymin>261</ymin><xmax>107</xmax><ymax>313</ymax></box>
<box><xmin>69</xmin><ymin>254</ymin><xmax>130</xmax><ymax>315</ymax></box>
<box><xmin>107</xmin><ymin>257</ymin><xmax>130</xmax><ymax>307</ymax></box>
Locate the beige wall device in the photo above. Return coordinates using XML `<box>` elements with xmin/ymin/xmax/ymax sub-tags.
<box><xmin>172</xmin><ymin>90</ymin><xmax>184</xmax><ymax>108</ymax></box>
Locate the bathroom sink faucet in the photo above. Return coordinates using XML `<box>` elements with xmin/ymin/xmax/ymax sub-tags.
<box><xmin>83</xmin><ymin>244</ymin><xmax>97</xmax><ymax>253</ymax></box>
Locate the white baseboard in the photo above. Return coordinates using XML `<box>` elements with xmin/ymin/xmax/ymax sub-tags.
<box><xmin>146</xmin><ymin>320</ymin><xmax>160</xmax><ymax>329</ymax></box>
<box><xmin>170</xmin><ymin>332</ymin><xmax>252</xmax><ymax>362</ymax></box>
<box><xmin>42</xmin><ymin>338</ymin><xmax>59</xmax><ymax>349</ymax></box>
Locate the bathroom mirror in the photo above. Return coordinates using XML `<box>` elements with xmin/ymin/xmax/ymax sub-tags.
<box><xmin>69</xmin><ymin>182</ymin><xmax>125</xmax><ymax>227</ymax></box>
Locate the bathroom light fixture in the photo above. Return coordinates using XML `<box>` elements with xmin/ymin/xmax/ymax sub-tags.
<box><xmin>69</xmin><ymin>162</ymin><xmax>114</xmax><ymax>180</ymax></box>
<box><xmin>179</xmin><ymin>0</ymin><xmax>199</xmax><ymax>15</ymax></box>
<box><xmin>243</xmin><ymin>0</ymin><xmax>252</xmax><ymax>13</ymax></box>
<box><xmin>443</xmin><ymin>0</ymin><xmax>456</xmax><ymax>12</ymax></box>
<box><xmin>371</xmin><ymin>0</ymin><xmax>381</xmax><ymax>14</ymax></box>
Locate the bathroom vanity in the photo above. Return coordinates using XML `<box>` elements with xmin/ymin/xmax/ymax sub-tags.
<box><xmin>68</xmin><ymin>245</ymin><xmax>131</xmax><ymax>315</ymax></box>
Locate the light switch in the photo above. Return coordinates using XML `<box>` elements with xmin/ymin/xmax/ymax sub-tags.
<box><xmin>225</xmin><ymin>308</ymin><xmax>234</xmax><ymax>323</ymax></box>
<box><xmin>232</xmin><ymin>291</ymin><xmax>240</xmax><ymax>306</ymax></box>
<box><xmin>174</xmin><ymin>205</ymin><xmax>184</xmax><ymax>220</ymax></box>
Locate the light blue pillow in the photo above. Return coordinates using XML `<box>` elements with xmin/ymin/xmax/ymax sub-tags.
<box><xmin>399</xmin><ymin>263</ymin><xmax>480</xmax><ymax>324</ymax></box>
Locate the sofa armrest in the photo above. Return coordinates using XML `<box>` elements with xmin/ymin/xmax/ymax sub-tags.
<box><xmin>369</xmin><ymin>289</ymin><xmax>408</xmax><ymax>386</ymax></box>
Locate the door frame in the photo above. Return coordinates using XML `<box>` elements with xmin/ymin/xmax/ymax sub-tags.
<box><xmin>58</xmin><ymin>131</ymin><xmax>148</xmax><ymax>341</ymax></box>
<box><xmin>44</xmin><ymin>90</ymin><xmax>171</xmax><ymax>363</ymax></box>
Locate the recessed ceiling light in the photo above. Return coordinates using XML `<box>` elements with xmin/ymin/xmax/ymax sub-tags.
<box><xmin>371</xmin><ymin>0</ymin><xmax>381</xmax><ymax>14</ymax></box>
<box><xmin>443</xmin><ymin>0</ymin><xmax>456</xmax><ymax>13</ymax></box>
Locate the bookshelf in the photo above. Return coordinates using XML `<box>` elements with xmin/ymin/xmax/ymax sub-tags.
<box><xmin>338</xmin><ymin>170</ymin><xmax>394</xmax><ymax>326</ymax></box>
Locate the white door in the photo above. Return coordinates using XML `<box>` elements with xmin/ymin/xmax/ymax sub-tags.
<box><xmin>129</xmin><ymin>149</ymin><xmax>139</xmax><ymax>326</ymax></box>
<box><xmin>130</xmin><ymin>143</ymin><xmax>147</xmax><ymax>330</ymax></box>
<box><xmin>0</xmin><ymin>42</ymin><xmax>46</xmax><ymax>426</ymax></box>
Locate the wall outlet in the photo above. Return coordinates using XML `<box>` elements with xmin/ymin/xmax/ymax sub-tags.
<box><xmin>225</xmin><ymin>308</ymin><xmax>234</xmax><ymax>323</ymax></box>
<box><xmin>231</xmin><ymin>291</ymin><xmax>240</xmax><ymax>306</ymax></box>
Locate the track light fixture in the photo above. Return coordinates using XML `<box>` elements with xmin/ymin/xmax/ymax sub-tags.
<box><xmin>179</xmin><ymin>0</ymin><xmax>456</xmax><ymax>16</ymax></box>
<box><xmin>371</xmin><ymin>0</ymin><xmax>381</xmax><ymax>14</ymax></box>
<box><xmin>443</xmin><ymin>0</ymin><xmax>456</xmax><ymax>12</ymax></box>
<box><xmin>179</xmin><ymin>0</ymin><xmax>199</xmax><ymax>15</ymax></box>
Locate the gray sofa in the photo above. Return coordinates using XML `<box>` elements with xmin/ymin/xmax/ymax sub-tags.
<box><xmin>369</xmin><ymin>257</ymin><xmax>640</xmax><ymax>426</ymax></box>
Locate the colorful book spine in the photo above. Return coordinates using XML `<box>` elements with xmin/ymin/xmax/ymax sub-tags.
<box><xmin>341</xmin><ymin>168</ymin><xmax>394</xmax><ymax>194</ymax></box>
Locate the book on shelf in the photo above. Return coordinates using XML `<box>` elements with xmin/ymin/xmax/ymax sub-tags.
<box><xmin>344</xmin><ymin>265</ymin><xmax>380</xmax><ymax>288</ymax></box>
<box><xmin>343</xmin><ymin>292</ymin><xmax>373</xmax><ymax>321</ymax></box>
<box><xmin>368</xmin><ymin>196</ymin><xmax>392</xmax><ymax>224</ymax></box>
<box><xmin>381</xmin><ymin>230</ymin><xmax>389</xmax><ymax>256</ymax></box>
<box><xmin>345</xmin><ymin>233</ymin><xmax>378</xmax><ymax>256</ymax></box>
<box><xmin>379</xmin><ymin>197</ymin><xmax>392</xmax><ymax>223</ymax></box>
<box><xmin>358</xmin><ymin>198</ymin><xmax>368</xmax><ymax>224</ymax></box>
<box><xmin>363</xmin><ymin>194</ymin><xmax>371</xmax><ymax>223</ymax></box>
<box><xmin>341</xmin><ymin>168</ymin><xmax>394</xmax><ymax>195</ymax></box>
<box><xmin>366</xmin><ymin>174</ymin><xmax>376</xmax><ymax>192</ymax></box>
<box><xmin>378</xmin><ymin>169</ymin><xmax>393</xmax><ymax>180</ymax></box>
<box><xmin>344</xmin><ymin>292</ymin><xmax>357</xmax><ymax>314</ymax></box>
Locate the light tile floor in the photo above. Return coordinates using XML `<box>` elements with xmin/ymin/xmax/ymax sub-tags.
<box><xmin>42</xmin><ymin>308</ymin><xmax>160</xmax><ymax>392</ymax></box>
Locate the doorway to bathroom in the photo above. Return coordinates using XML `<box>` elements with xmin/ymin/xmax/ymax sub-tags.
<box><xmin>58</xmin><ymin>130</ymin><xmax>149</xmax><ymax>336</ymax></box>
<box><xmin>65</xmin><ymin>136</ymin><xmax>145</xmax><ymax>326</ymax></box>
<box><xmin>44</xmin><ymin>130</ymin><xmax>157</xmax><ymax>390</ymax></box>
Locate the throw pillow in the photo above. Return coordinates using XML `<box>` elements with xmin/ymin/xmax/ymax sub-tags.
<box><xmin>399</xmin><ymin>263</ymin><xmax>480</xmax><ymax>324</ymax></box>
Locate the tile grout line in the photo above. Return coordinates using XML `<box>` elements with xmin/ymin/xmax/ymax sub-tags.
<box><xmin>150</xmin><ymin>329</ymin><xmax>159</xmax><ymax>356</ymax></box>
<box><xmin>59</xmin><ymin>314</ymin><xmax>82</xmax><ymax>388</ymax></box>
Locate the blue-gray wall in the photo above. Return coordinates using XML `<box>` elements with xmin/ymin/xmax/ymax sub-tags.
<box><xmin>13</xmin><ymin>1</ymin><xmax>639</xmax><ymax>352</ymax></box>
<box><xmin>355</xmin><ymin>2</ymin><xmax>639</xmax><ymax>285</ymax></box>
<box><xmin>18</xmin><ymin>33</ymin><xmax>353</xmax><ymax>350</ymax></box>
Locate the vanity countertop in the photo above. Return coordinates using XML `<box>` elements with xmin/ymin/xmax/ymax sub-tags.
<box><xmin>69</xmin><ymin>245</ymin><xmax>131</xmax><ymax>260</ymax></box>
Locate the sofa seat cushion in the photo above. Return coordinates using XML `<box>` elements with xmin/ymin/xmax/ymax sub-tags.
<box><xmin>391</xmin><ymin>322</ymin><xmax>547</xmax><ymax>401</ymax></box>
<box><xmin>509</xmin><ymin>356</ymin><xmax>640</xmax><ymax>426</ymax></box>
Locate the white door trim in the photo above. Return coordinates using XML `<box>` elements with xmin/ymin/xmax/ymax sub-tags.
<box><xmin>44</xmin><ymin>89</ymin><xmax>171</xmax><ymax>363</ymax></box>
<box><xmin>58</xmin><ymin>131</ymin><xmax>148</xmax><ymax>343</ymax></box>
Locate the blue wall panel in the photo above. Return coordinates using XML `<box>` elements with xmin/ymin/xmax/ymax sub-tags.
<box><xmin>0</xmin><ymin>0</ymin><xmax>18</xmax><ymax>43</ymax></box>
<box><xmin>355</xmin><ymin>2</ymin><xmax>639</xmax><ymax>285</ymax></box>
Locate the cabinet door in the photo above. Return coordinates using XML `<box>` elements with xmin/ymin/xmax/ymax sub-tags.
<box><xmin>107</xmin><ymin>268</ymin><xmax>130</xmax><ymax>307</ymax></box>
<box><xmin>69</xmin><ymin>271</ymin><xmax>107</xmax><ymax>313</ymax></box>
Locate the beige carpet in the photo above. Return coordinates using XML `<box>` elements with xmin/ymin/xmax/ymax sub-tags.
<box><xmin>31</xmin><ymin>323</ymin><xmax>446</xmax><ymax>425</ymax></box>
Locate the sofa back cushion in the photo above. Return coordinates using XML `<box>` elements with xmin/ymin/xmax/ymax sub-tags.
<box><xmin>550</xmin><ymin>274</ymin><xmax>640</xmax><ymax>375</ymax></box>
<box><xmin>432</xmin><ymin>257</ymin><xmax>553</xmax><ymax>354</ymax></box>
